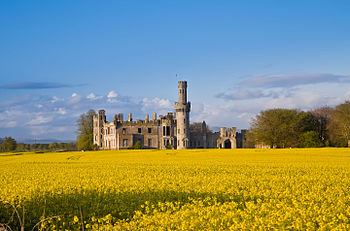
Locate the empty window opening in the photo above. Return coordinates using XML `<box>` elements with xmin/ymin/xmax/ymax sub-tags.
<box><xmin>166</xmin><ymin>126</ymin><xmax>170</xmax><ymax>136</ymax></box>
<box><xmin>148</xmin><ymin>128</ymin><xmax>152</xmax><ymax>133</ymax></box>
<box><xmin>138</xmin><ymin>128</ymin><xmax>142</xmax><ymax>133</ymax></box>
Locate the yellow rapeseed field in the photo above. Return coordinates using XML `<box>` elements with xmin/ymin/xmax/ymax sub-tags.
<box><xmin>1</xmin><ymin>148</ymin><xmax>350</xmax><ymax>230</ymax></box>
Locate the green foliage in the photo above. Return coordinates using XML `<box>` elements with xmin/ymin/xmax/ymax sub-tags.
<box><xmin>251</xmin><ymin>109</ymin><xmax>303</xmax><ymax>148</ymax></box>
<box><xmin>189</xmin><ymin>122</ymin><xmax>212</xmax><ymax>133</ymax></box>
<box><xmin>328</xmin><ymin>101</ymin><xmax>350</xmax><ymax>147</ymax></box>
<box><xmin>76</xmin><ymin>110</ymin><xmax>96</xmax><ymax>150</ymax></box>
<box><xmin>132</xmin><ymin>140</ymin><xmax>142</xmax><ymax>149</ymax></box>
<box><xmin>242</xmin><ymin>129</ymin><xmax>256</xmax><ymax>148</ymax></box>
<box><xmin>310</xmin><ymin>107</ymin><xmax>333</xmax><ymax>146</ymax></box>
<box><xmin>299</xmin><ymin>131</ymin><xmax>323</xmax><ymax>148</ymax></box>
<box><xmin>16</xmin><ymin>143</ymin><xmax>26</xmax><ymax>152</ymax></box>
<box><xmin>0</xmin><ymin>137</ymin><xmax>17</xmax><ymax>152</ymax></box>
<box><xmin>250</xmin><ymin>109</ymin><xmax>326</xmax><ymax>148</ymax></box>
<box><xmin>49</xmin><ymin>142</ymin><xmax>58</xmax><ymax>150</ymax></box>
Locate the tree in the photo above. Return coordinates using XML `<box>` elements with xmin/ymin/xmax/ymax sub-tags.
<box><xmin>0</xmin><ymin>137</ymin><xmax>17</xmax><ymax>152</ymax></box>
<box><xmin>132</xmin><ymin>140</ymin><xmax>142</xmax><ymax>149</ymax></box>
<box><xmin>49</xmin><ymin>142</ymin><xmax>58</xmax><ymax>151</ymax></box>
<box><xmin>76</xmin><ymin>109</ymin><xmax>96</xmax><ymax>150</ymax></box>
<box><xmin>16</xmin><ymin>143</ymin><xmax>26</xmax><ymax>152</ymax></box>
<box><xmin>243</xmin><ymin>129</ymin><xmax>256</xmax><ymax>148</ymax></box>
<box><xmin>328</xmin><ymin>101</ymin><xmax>350</xmax><ymax>147</ymax></box>
<box><xmin>189</xmin><ymin>122</ymin><xmax>212</xmax><ymax>133</ymax></box>
<box><xmin>310</xmin><ymin>106</ymin><xmax>333</xmax><ymax>146</ymax></box>
<box><xmin>66</xmin><ymin>142</ymin><xmax>76</xmax><ymax>151</ymax></box>
<box><xmin>299</xmin><ymin>131</ymin><xmax>323</xmax><ymax>148</ymax></box>
<box><xmin>250</xmin><ymin>109</ymin><xmax>304</xmax><ymax>148</ymax></box>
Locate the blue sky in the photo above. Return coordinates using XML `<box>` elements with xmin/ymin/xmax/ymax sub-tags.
<box><xmin>1</xmin><ymin>0</ymin><xmax>350</xmax><ymax>142</ymax></box>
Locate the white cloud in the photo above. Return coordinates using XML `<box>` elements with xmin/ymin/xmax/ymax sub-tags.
<box><xmin>107</xmin><ymin>91</ymin><xmax>118</xmax><ymax>98</ymax></box>
<box><xmin>56</xmin><ymin>108</ymin><xmax>67</xmax><ymax>115</ymax></box>
<box><xmin>87</xmin><ymin>93</ymin><xmax>103</xmax><ymax>100</ymax></box>
<box><xmin>107</xmin><ymin>91</ymin><xmax>119</xmax><ymax>103</ymax></box>
<box><xmin>51</xmin><ymin>96</ymin><xmax>63</xmax><ymax>103</ymax></box>
<box><xmin>27</xmin><ymin>115</ymin><xmax>53</xmax><ymax>125</ymax></box>
<box><xmin>141</xmin><ymin>97</ymin><xmax>172</xmax><ymax>115</ymax></box>
<box><xmin>67</xmin><ymin>93</ymin><xmax>82</xmax><ymax>105</ymax></box>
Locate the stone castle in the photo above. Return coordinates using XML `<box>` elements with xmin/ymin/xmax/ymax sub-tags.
<box><xmin>93</xmin><ymin>81</ymin><xmax>241</xmax><ymax>150</ymax></box>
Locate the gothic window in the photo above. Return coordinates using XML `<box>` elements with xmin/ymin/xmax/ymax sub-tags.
<box><xmin>122</xmin><ymin>128</ymin><xmax>126</xmax><ymax>135</ymax></box>
<box><xmin>138</xmin><ymin>128</ymin><xmax>142</xmax><ymax>133</ymax></box>
<box><xmin>148</xmin><ymin>128</ymin><xmax>152</xmax><ymax>133</ymax></box>
<box><xmin>166</xmin><ymin>126</ymin><xmax>170</xmax><ymax>136</ymax></box>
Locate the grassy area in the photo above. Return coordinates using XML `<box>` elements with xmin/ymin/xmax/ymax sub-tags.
<box><xmin>1</xmin><ymin>148</ymin><xmax>350</xmax><ymax>230</ymax></box>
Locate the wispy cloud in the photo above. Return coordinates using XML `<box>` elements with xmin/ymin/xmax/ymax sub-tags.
<box><xmin>216</xmin><ymin>73</ymin><xmax>350</xmax><ymax>101</ymax></box>
<box><xmin>239</xmin><ymin>73</ymin><xmax>350</xmax><ymax>88</ymax></box>
<box><xmin>0</xmin><ymin>82</ymin><xmax>84</xmax><ymax>89</ymax></box>
<box><xmin>216</xmin><ymin>89</ymin><xmax>294</xmax><ymax>101</ymax></box>
<box><xmin>216</xmin><ymin>89</ymin><xmax>272</xmax><ymax>100</ymax></box>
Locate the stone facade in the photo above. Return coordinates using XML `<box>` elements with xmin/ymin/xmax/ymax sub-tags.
<box><xmin>217</xmin><ymin>127</ymin><xmax>237</xmax><ymax>149</ymax></box>
<box><xmin>93</xmin><ymin>81</ymin><xmax>238</xmax><ymax>150</ymax></box>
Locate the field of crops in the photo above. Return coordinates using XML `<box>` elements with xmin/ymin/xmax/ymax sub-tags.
<box><xmin>1</xmin><ymin>148</ymin><xmax>350</xmax><ymax>230</ymax></box>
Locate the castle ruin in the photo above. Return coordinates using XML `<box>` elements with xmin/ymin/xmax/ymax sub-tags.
<box><xmin>93</xmin><ymin>81</ymin><xmax>238</xmax><ymax>149</ymax></box>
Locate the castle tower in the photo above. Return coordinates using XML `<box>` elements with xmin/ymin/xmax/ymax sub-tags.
<box><xmin>93</xmin><ymin>110</ymin><xmax>106</xmax><ymax>149</ymax></box>
<box><xmin>175</xmin><ymin>81</ymin><xmax>191</xmax><ymax>149</ymax></box>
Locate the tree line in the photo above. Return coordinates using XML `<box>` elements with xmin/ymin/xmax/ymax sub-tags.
<box><xmin>246</xmin><ymin>101</ymin><xmax>350</xmax><ymax>148</ymax></box>
<box><xmin>0</xmin><ymin>137</ymin><xmax>76</xmax><ymax>152</ymax></box>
